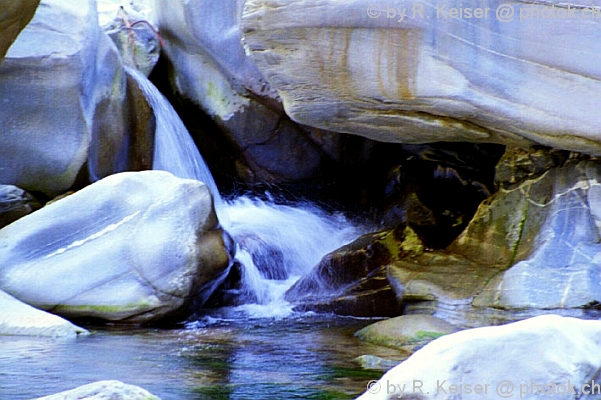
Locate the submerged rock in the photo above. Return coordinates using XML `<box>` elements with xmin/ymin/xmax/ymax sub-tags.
<box><xmin>353</xmin><ymin>355</ymin><xmax>400</xmax><ymax>371</ymax></box>
<box><xmin>0</xmin><ymin>171</ymin><xmax>234</xmax><ymax>323</ymax></box>
<box><xmin>0</xmin><ymin>289</ymin><xmax>88</xmax><ymax>338</ymax></box>
<box><xmin>35</xmin><ymin>380</ymin><xmax>161</xmax><ymax>400</ymax></box>
<box><xmin>0</xmin><ymin>185</ymin><xmax>40</xmax><ymax>229</ymax></box>
<box><xmin>243</xmin><ymin>0</ymin><xmax>601</xmax><ymax>155</ymax></box>
<box><xmin>357</xmin><ymin>315</ymin><xmax>601</xmax><ymax>399</ymax></box>
<box><xmin>355</xmin><ymin>315</ymin><xmax>458</xmax><ymax>356</ymax></box>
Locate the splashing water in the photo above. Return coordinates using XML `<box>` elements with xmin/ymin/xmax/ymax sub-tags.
<box><xmin>127</xmin><ymin>68</ymin><xmax>363</xmax><ymax>319</ymax></box>
<box><xmin>222</xmin><ymin>197</ymin><xmax>362</xmax><ymax>318</ymax></box>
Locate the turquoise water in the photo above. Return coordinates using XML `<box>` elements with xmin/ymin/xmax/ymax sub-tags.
<box><xmin>0</xmin><ymin>314</ymin><xmax>403</xmax><ymax>399</ymax></box>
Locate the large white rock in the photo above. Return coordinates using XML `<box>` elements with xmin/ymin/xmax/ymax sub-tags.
<box><xmin>35</xmin><ymin>380</ymin><xmax>161</xmax><ymax>400</ymax></box>
<box><xmin>0</xmin><ymin>0</ymin><xmax>128</xmax><ymax>195</ymax></box>
<box><xmin>0</xmin><ymin>171</ymin><xmax>234</xmax><ymax>323</ymax></box>
<box><xmin>243</xmin><ymin>0</ymin><xmax>601</xmax><ymax>154</ymax></box>
<box><xmin>0</xmin><ymin>290</ymin><xmax>88</xmax><ymax>338</ymax></box>
<box><xmin>357</xmin><ymin>315</ymin><xmax>601</xmax><ymax>399</ymax></box>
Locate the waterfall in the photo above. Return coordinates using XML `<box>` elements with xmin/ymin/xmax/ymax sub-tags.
<box><xmin>126</xmin><ymin>68</ymin><xmax>362</xmax><ymax>318</ymax></box>
<box><xmin>124</xmin><ymin>66</ymin><xmax>223</xmax><ymax>212</ymax></box>
<box><xmin>223</xmin><ymin>197</ymin><xmax>362</xmax><ymax>317</ymax></box>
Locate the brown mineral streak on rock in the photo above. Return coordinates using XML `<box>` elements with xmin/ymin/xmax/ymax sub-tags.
<box><xmin>375</xmin><ymin>29</ymin><xmax>418</xmax><ymax>100</ymax></box>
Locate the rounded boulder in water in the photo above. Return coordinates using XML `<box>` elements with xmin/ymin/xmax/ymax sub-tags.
<box><xmin>0</xmin><ymin>171</ymin><xmax>234</xmax><ymax>323</ymax></box>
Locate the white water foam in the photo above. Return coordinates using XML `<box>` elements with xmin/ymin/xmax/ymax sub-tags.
<box><xmin>127</xmin><ymin>68</ymin><xmax>363</xmax><ymax>319</ymax></box>
<box><xmin>222</xmin><ymin>197</ymin><xmax>362</xmax><ymax>318</ymax></box>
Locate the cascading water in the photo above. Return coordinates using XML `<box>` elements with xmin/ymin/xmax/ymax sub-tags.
<box><xmin>222</xmin><ymin>197</ymin><xmax>362</xmax><ymax>318</ymax></box>
<box><xmin>126</xmin><ymin>68</ymin><xmax>362</xmax><ymax>318</ymax></box>
<box><xmin>125</xmin><ymin>66</ymin><xmax>223</xmax><ymax>213</ymax></box>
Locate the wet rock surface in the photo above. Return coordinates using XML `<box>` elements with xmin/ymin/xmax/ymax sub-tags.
<box><xmin>381</xmin><ymin>143</ymin><xmax>503</xmax><ymax>248</ymax></box>
<box><xmin>355</xmin><ymin>314</ymin><xmax>458</xmax><ymax>356</ymax></box>
<box><xmin>387</xmin><ymin>149</ymin><xmax>601</xmax><ymax>327</ymax></box>
<box><xmin>285</xmin><ymin>228</ymin><xmax>419</xmax><ymax>317</ymax></box>
<box><xmin>0</xmin><ymin>185</ymin><xmax>41</xmax><ymax>229</ymax></box>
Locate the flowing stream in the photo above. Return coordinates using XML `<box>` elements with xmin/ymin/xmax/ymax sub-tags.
<box><xmin>126</xmin><ymin>66</ymin><xmax>364</xmax><ymax>318</ymax></box>
<box><xmin>0</xmin><ymin>69</ymin><xmax>394</xmax><ymax>400</ymax></box>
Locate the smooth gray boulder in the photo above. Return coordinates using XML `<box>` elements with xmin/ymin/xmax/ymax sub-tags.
<box><xmin>150</xmin><ymin>0</ymin><xmax>276</xmax><ymax>122</ymax></box>
<box><xmin>355</xmin><ymin>315</ymin><xmax>458</xmax><ymax>353</ymax></box>
<box><xmin>0</xmin><ymin>290</ymin><xmax>88</xmax><ymax>338</ymax></box>
<box><xmin>243</xmin><ymin>0</ymin><xmax>601</xmax><ymax>155</ymax></box>
<box><xmin>0</xmin><ymin>171</ymin><xmax>234</xmax><ymax>323</ymax></box>
<box><xmin>0</xmin><ymin>0</ymin><xmax>128</xmax><ymax>195</ymax></box>
<box><xmin>357</xmin><ymin>315</ymin><xmax>601</xmax><ymax>399</ymax></box>
<box><xmin>35</xmin><ymin>380</ymin><xmax>161</xmax><ymax>400</ymax></box>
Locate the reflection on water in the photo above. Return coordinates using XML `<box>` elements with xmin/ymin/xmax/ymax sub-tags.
<box><xmin>0</xmin><ymin>315</ymin><xmax>403</xmax><ymax>399</ymax></box>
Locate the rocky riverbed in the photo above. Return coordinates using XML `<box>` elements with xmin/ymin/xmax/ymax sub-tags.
<box><xmin>3</xmin><ymin>0</ymin><xmax>601</xmax><ymax>399</ymax></box>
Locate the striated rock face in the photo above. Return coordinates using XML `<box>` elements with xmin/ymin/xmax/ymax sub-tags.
<box><xmin>35</xmin><ymin>380</ymin><xmax>161</xmax><ymax>400</ymax></box>
<box><xmin>242</xmin><ymin>0</ymin><xmax>601</xmax><ymax>155</ymax></box>
<box><xmin>473</xmin><ymin>157</ymin><xmax>601</xmax><ymax>311</ymax></box>
<box><xmin>0</xmin><ymin>171</ymin><xmax>234</xmax><ymax>323</ymax></box>
<box><xmin>357</xmin><ymin>315</ymin><xmax>601</xmax><ymax>400</ymax></box>
<box><xmin>0</xmin><ymin>0</ymin><xmax>39</xmax><ymax>64</ymax></box>
<box><xmin>0</xmin><ymin>290</ymin><xmax>88</xmax><ymax>338</ymax></box>
<box><xmin>387</xmin><ymin>148</ymin><xmax>601</xmax><ymax>327</ymax></box>
<box><xmin>0</xmin><ymin>0</ymin><xmax>141</xmax><ymax>195</ymax></box>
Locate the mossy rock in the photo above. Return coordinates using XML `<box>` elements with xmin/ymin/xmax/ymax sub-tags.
<box><xmin>355</xmin><ymin>315</ymin><xmax>459</xmax><ymax>352</ymax></box>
